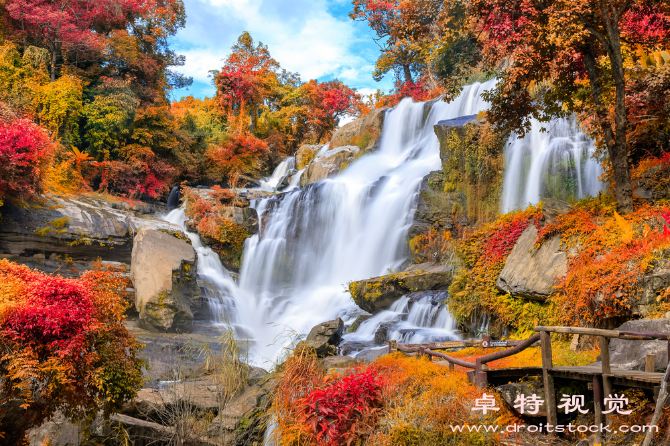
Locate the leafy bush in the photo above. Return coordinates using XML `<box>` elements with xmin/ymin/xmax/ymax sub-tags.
<box><xmin>302</xmin><ymin>370</ymin><xmax>383</xmax><ymax>445</ymax></box>
<box><xmin>0</xmin><ymin>260</ymin><xmax>144</xmax><ymax>442</ymax></box>
<box><xmin>0</xmin><ymin>117</ymin><xmax>53</xmax><ymax>204</ymax></box>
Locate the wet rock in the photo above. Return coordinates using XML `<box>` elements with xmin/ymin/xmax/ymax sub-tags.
<box><xmin>0</xmin><ymin>194</ymin><xmax>177</xmax><ymax>264</ymax></box>
<box><xmin>330</xmin><ymin>107</ymin><xmax>385</xmax><ymax>151</ymax></box>
<box><xmin>542</xmin><ymin>197</ymin><xmax>573</xmax><ymax>225</ymax></box>
<box><xmin>432</xmin><ymin>115</ymin><xmax>506</xmax><ymax>222</ymax></box>
<box><xmin>496</xmin><ymin>225</ymin><xmax>567</xmax><ymax>301</ymax></box>
<box><xmin>374</xmin><ymin>322</ymin><xmax>392</xmax><ymax>344</ymax></box>
<box><xmin>496</xmin><ymin>380</ymin><xmax>547</xmax><ymax>418</ymax></box>
<box><xmin>131</xmin><ymin>228</ymin><xmax>201</xmax><ymax>332</ymax></box>
<box><xmin>305</xmin><ymin>318</ymin><xmax>344</xmax><ymax>357</ymax></box>
<box><xmin>347</xmin><ymin>314</ymin><xmax>371</xmax><ymax>333</ymax></box>
<box><xmin>207</xmin><ymin>376</ymin><xmax>277</xmax><ymax>445</ymax></box>
<box><xmin>594</xmin><ymin>318</ymin><xmax>670</xmax><ymax>372</ymax></box>
<box><xmin>349</xmin><ymin>264</ymin><xmax>453</xmax><ymax>313</ymax></box>
<box><xmin>406</xmin><ymin>289</ymin><xmax>449</xmax><ymax>306</ymax></box>
<box><xmin>408</xmin><ymin>171</ymin><xmax>460</xmax><ymax>244</ymax></box>
<box><xmin>302</xmin><ymin>145</ymin><xmax>360</xmax><ymax>185</ymax></box>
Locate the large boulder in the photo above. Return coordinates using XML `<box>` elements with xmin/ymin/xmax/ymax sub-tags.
<box><xmin>349</xmin><ymin>263</ymin><xmax>452</xmax><ymax>313</ymax></box>
<box><xmin>301</xmin><ymin>145</ymin><xmax>360</xmax><ymax>186</ymax></box>
<box><xmin>0</xmin><ymin>194</ymin><xmax>178</xmax><ymax>264</ymax></box>
<box><xmin>496</xmin><ymin>225</ymin><xmax>568</xmax><ymax>301</ymax></box>
<box><xmin>635</xmin><ymin>268</ymin><xmax>670</xmax><ymax>317</ymax></box>
<box><xmin>131</xmin><ymin>228</ymin><xmax>201</xmax><ymax>332</ymax></box>
<box><xmin>304</xmin><ymin>318</ymin><xmax>344</xmax><ymax>357</ymax></box>
<box><xmin>408</xmin><ymin>171</ymin><xmax>461</xmax><ymax>241</ymax></box>
<box><xmin>599</xmin><ymin>318</ymin><xmax>670</xmax><ymax>372</ymax></box>
<box><xmin>330</xmin><ymin>107</ymin><xmax>385</xmax><ymax>151</ymax></box>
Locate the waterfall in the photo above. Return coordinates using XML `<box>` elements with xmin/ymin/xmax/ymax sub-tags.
<box><xmin>233</xmin><ymin>80</ymin><xmax>495</xmax><ymax>363</ymax></box>
<box><xmin>501</xmin><ymin>117</ymin><xmax>603</xmax><ymax>212</ymax></box>
<box><xmin>162</xmin><ymin>209</ymin><xmax>245</xmax><ymax>334</ymax></box>
<box><xmin>164</xmin><ymin>78</ymin><xmax>602</xmax><ymax>365</ymax></box>
<box><xmin>258</xmin><ymin>156</ymin><xmax>296</xmax><ymax>192</ymax></box>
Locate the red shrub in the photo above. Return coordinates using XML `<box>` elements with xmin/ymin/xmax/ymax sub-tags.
<box><xmin>0</xmin><ymin>118</ymin><xmax>53</xmax><ymax>202</ymax></box>
<box><xmin>302</xmin><ymin>370</ymin><xmax>383</xmax><ymax>445</ymax></box>
<box><xmin>208</xmin><ymin>132</ymin><xmax>268</xmax><ymax>182</ymax></box>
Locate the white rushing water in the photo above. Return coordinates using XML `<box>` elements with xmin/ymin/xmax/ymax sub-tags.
<box><xmin>167</xmin><ymin>78</ymin><xmax>603</xmax><ymax>365</ymax></box>
<box><xmin>233</xmin><ymin>81</ymin><xmax>495</xmax><ymax>363</ymax></box>
<box><xmin>163</xmin><ymin>209</ymin><xmax>242</xmax><ymax>330</ymax></box>
<box><xmin>501</xmin><ymin>117</ymin><xmax>603</xmax><ymax>212</ymax></box>
<box><xmin>258</xmin><ymin>156</ymin><xmax>296</xmax><ymax>192</ymax></box>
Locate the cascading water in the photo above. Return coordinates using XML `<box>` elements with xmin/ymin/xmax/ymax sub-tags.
<box><xmin>168</xmin><ymin>78</ymin><xmax>603</xmax><ymax>365</ymax></box>
<box><xmin>258</xmin><ymin>156</ymin><xmax>296</xmax><ymax>192</ymax></box>
<box><xmin>234</xmin><ymin>81</ymin><xmax>496</xmax><ymax>364</ymax></box>
<box><xmin>163</xmin><ymin>209</ymin><xmax>243</xmax><ymax>332</ymax></box>
<box><xmin>501</xmin><ymin>117</ymin><xmax>603</xmax><ymax>212</ymax></box>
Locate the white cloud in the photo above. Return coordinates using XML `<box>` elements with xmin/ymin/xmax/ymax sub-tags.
<box><xmin>171</xmin><ymin>0</ymin><xmax>393</xmax><ymax>98</ymax></box>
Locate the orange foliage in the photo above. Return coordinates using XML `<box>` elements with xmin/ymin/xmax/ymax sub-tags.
<box><xmin>539</xmin><ymin>201</ymin><xmax>670</xmax><ymax>325</ymax></box>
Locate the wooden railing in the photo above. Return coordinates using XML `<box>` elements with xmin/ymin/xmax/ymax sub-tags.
<box><xmin>534</xmin><ymin>325</ymin><xmax>670</xmax><ymax>441</ymax></box>
<box><xmin>390</xmin><ymin>333</ymin><xmax>541</xmax><ymax>388</ymax></box>
<box><xmin>391</xmin><ymin>326</ymin><xmax>670</xmax><ymax>445</ymax></box>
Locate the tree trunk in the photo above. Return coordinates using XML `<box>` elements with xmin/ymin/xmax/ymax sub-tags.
<box><xmin>581</xmin><ymin>41</ymin><xmax>633</xmax><ymax>214</ymax></box>
<box><xmin>403</xmin><ymin>63</ymin><xmax>413</xmax><ymax>84</ymax></box>
<box><xmin>50</xmin><ymin>48</ymin><xmax>56</xmax><ymax>82</ymax></box>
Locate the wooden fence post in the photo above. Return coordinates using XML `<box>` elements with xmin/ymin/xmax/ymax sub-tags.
<box><xmin>646</xmin><ymin>354</ymin><xmax>656</xmax><ymax>373</ymax></box>
<box><xmin>600</xmin><ymin>336</ymin><xmax>612</xmax><ymax>398</ymax></box>
<box><xmin>593</xmin><ymin>375</ymin><xmax>603</xmax><ymax>445</ymax></box>
<box><xmin>540</xmin><ymin>330</ymin><xmax>558</xmax><ymax>429</ymax></box>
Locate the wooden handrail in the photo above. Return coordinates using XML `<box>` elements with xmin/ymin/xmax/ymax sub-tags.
<box><xmin>534</xmin><ymin>326</ymin><xmax>670</xmax><ymax>341</ymax></box>
<box><xmin>393</xmin><ymin>333</ymin><xmax>542</xmax><ymax>388</ymax></box>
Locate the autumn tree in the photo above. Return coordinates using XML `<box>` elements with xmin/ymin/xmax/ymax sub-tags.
<box><xmin>0</xmin><ymin>115</ymin><xmax>53</xmax><ymax>207</ymax></box>
<box><xmin>5</xmin><ymin>0</ymin><xmax>138</xmax><ymax>81</ymax></box>
<box><xmin>300</xmin><ymin>79</ymin><xmax>362</xmax><ymax>143</ymax></box>
<box><xmin>350</xmin><ymin>0</ymin><xmax>443</xmax><ymax>83</ymax></box>
<box><xmin>470</xmin><ymin>0</ymin><xmax>670</xmax><ymax>213</ymax></box>
<box><xmin>215</xmin><ymin>31</ymin><xmax>280</xmax><ymax>132</ymax></box>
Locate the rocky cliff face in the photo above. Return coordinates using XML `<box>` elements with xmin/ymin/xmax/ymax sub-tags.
<box><xmin>0</xmin><ymin>194</ymin><xmax>179</xmax><ymax>264</ymax></box>
<box><xmin>432</xmin><ymin>115</ymin><xmax>506</xmax><ymax>221</ymax></box>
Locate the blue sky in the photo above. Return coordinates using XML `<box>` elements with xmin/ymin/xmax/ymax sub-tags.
<box><xmin>169</xmin><ymin>0</ymin><xmax>394</xmax><ymax>101</ymax></box>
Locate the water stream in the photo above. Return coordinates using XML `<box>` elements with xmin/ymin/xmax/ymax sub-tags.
<box><xmin>166</xmin><ymin>78</ymin><xmax>603</xmax><ymax>365</ymax></box>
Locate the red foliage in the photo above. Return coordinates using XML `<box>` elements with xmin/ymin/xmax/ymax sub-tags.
<box><xmin>621</xmin><ymin>4</ymin><xmax>670</xmax><ymax>42</ymax></box>
<box><xmin>209</xmin><ymin>132</ymin><xmax>268</xmax><ymax>182</ymax></box>
<box><xmin>2</xmin><ymin>276</ymin><xmax>94</xmax><ymax>356</ymax></box>
<box><xmin>0</xmin><ymin>260</ymin><xmax>144</xmax><ymax>442</ymax></box>
<box><xmin>302</xmin><ymin>370</ymin><xmax>383</xmax><ymax>446</ymax></box>
<box><xmin>485</xmin><ymin>215</ymin><xmax>533</xmax><ymax>259</ymax></box>
<box><xmin>0</xmin><ymin>118</ymin><xmax>53</xmax><ymax>201</ymax></box>
<box><xmin>95</xmin><ymin>148</ymin><xmax>175</xmax><ymax>199</ymax></box>
<box><xmin>396</xmin><ymin>79</ymin><xmax>432</xmax><ymax>102</ymax></box>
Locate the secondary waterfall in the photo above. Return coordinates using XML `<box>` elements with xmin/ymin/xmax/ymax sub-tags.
<box><xmin>501</xmin><ymin>117</ymin><xmax>603</xmax><ymax>212</ymax></box>
<box><xmin>233</xmin><ymin>81</ymin><xmax>495</xmax><ymax>364</ymax></box>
